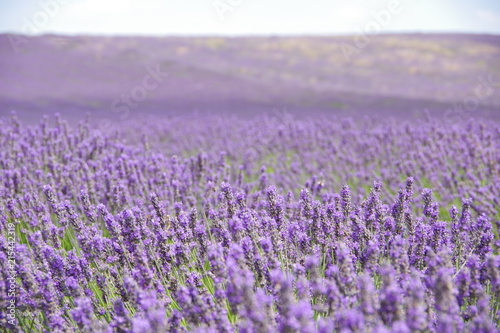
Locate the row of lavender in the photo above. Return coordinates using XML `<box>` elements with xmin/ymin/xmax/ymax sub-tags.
<box><xmin>0</xmin><ymin>114</ymin><xmax>499</xmax><ymax>332</ymax></box>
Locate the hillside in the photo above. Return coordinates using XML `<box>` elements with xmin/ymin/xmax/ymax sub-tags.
<box><xmin>1</xmin><ymin>34</ymin><xmax>499</xmax><ymax>122</ymax></box>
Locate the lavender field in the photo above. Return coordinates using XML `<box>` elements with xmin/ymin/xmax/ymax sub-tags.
<box><xmin>1</xmin><ymin>34</ymin><xmax>500</xmax><ymax>123</ymax></box>
<box><xmin>1</xmin><ymin>16</ymin><xmax>500</xmax><ymax>331</ymax></box>
<box><xmin>1</xmin><ymin>111</ymin><xmax>499</xmax><ymax>332</ymax></box>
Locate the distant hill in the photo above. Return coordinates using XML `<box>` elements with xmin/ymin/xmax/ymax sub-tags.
<box><xmin>1</xmin><ymin>34</ymin><xmax>499</xmax><ymax>123</ymax></box>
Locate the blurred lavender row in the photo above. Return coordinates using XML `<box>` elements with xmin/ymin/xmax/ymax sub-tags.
<box><xmin>0</xmin><ymin>113</ymin><xmax>499</xmax><ymax>332</ymax></box>
<box><xmin>1</xmin><ymin>34</ymin><xmax>499</xmax><ymax>122</ymax></box>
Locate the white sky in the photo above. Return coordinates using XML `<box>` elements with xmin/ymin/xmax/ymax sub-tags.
<box><xmin>0</xmin><ymin>0</ymin><xmax>499</xmax><ymax>35</ymax></box>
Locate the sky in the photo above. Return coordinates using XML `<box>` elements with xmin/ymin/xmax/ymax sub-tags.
<box><xmin>0</xmin><ymin>0</ymin><xmax>499</xmax><ymax>36</ymax></box>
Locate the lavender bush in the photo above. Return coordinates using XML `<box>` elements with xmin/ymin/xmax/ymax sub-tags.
<box><xmin>0</xmin><ymin>113</ymin><xmax>499</xmax><ymax>332</ymax></box>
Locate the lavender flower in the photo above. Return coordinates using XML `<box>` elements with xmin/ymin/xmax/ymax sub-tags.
<box><xmin>1</xmin><ymin>115</ymin><xmax>499</xmax><ymax>332</ymax></box>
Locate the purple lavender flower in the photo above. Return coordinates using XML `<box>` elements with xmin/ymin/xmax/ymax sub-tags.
<box><xmin>2</xmin><ymin>115</ymin><xmax>500</xmax><ymax>332</ymax></box>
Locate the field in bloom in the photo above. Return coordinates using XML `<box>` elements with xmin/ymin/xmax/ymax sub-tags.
<box><xmin>1</xmin><ymin>113</ymin><xmax>499</xmax><ymax>332</ymax></box>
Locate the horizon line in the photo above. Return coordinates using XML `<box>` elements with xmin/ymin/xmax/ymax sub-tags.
<box><xmin>2</xmin><ymin>31</ymin><xmax>500</xmax><ymax>38</ymax></box>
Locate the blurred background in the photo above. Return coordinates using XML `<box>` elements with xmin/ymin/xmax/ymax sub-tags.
<box><xmin>0</xmin><ymin>0</ymin><xmax>499</xmax><ymax>123</ymax></box>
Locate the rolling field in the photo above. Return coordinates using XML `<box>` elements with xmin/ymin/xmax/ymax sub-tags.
<box><xmin>1</xmin><ymin>33</ymin><xmax>500</xmax><ymax>332</ymax></box>
<box><xmin>1</xmin><ymin>34</ymin><xmax>500</xmax><ymax>122</ymax></box>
